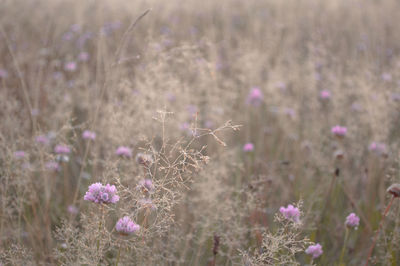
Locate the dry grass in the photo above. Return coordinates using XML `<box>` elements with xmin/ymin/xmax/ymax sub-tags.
<box><xmin>1</xmin><ymin>0</ymin><xmax>400</xmax><ymax>265</ymax></box>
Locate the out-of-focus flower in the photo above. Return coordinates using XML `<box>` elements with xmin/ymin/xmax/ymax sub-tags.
<box><xmin>246</xmin><ymin>87</ymin><xmax>263</xmax><ymax>106</ymax></box>
<box><xmin>82</xmin><ymin>130</ymin><xmax>96</xmax><ymax>140</ymax></box>
<box><xmin>45</xmin><ymin>161</ymin><xmax>60</xmax><ymax>171</ymax></box>
<box><xmin>54</xmin><ymin>145</ymin><xmax>71</xmax><ymax>154</ymax></box>
<box><xmin>115</xmin><ymin>216</ymin><xmax>140</xmax><ymax>235</ymax></box>
<box><xmin>83</xmin><ymin>183</ymin><xmax>119</xmax><ymax>204</ymax></box>
<box><xmin>345</xmin><ymin>213</ymin><xmax>360</xmax><ymax>229</ymax></box>
<box><xmin>64</xmin><ymin>61</ymin><xmax>77</xmax><ymax>72</ymax></box>
<box><xmin>305</xmin><ymin>243</ymin><xmax>323</xmax><ymax>259</ymax></box>
<box><xmin>320</xmin><ymin>90</ymin><xmax>331</xmax><ymax>100</ymax></box>
<box><xmin>78</xmin><ymin>52</ymin><xmax>89</xmax><ymax>62</ymax></box>
<box><xmin>243</xmin><ymin>143</ymin><xmax>254</xmax><ymax>152</ymax></box>
<box><xmin>116</xmin><ymin>146</ymin><xmax>132</xmax><ymax>157</ymax></box>
<box><xmin>67</xmin><ymin>205</ymin><xmax>79</xmax><ymax>215</ymax></box>
<box><xmin>135</xmin><ymin>153</ymin><xmax>154</xmax><ymax>167</ymax></box>
<box><xmin>331</xmin><ymin>125</ymin><xmax>347</xmax><ymax>138</ymax></box>
<box><xmin>369</xmin><ymin>142</ymin><xmax>388</xmax><ymax>157</ymax></box>
<box><xmin>279</xmin><ymin>204</ymin><xmax>300</xmax><ymax>222</ymax></box>
<box><xmin>14</xmin><ymin>150</ymin><xmax>26</xmax><ymax>159</ymax></box>
<box><xmin>387</xmin><ymin>184</ymin><xmax>400</xmax><ymax>197</ymax></box>
<box><xmin>35</xmin><ymin>135</ymin><xmax>49</xmax><ymax>145</ymax></box>
<box><xmin>137</xmin><ymin>179</ymin><xmax>154</xmax><ymax>193</ymax></box>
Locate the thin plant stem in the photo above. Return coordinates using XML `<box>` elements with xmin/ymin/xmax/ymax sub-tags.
<box><xmin>339</xmin><ymin>227</ymin><xmax>349</xmax><ymax>265</ymax></box>
<box><xmin>116</xmin><ymin>243</ymin><xmax>122</xmax><ymax>266</ymax></box>
<box><xmin>97</xmin><ymin>205</ymin><xmax>104</xmax><ymax>252</ymax></box>
<box><xmin>364</xmin><ymin>195</ymin><xmax>396</xmax><ymax>266</ymax></box>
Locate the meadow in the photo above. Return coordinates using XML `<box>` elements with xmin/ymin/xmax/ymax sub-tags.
<box><xmin>1</xmin><ymin>0</ymin><xmax>400</xmax><ymax>265</ymax></box>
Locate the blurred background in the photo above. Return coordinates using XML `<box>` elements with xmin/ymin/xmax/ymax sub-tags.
<box><xmin>1</xmin><ymin>0</ymin><xmax>400</xmax><ymax>265</ymax></box>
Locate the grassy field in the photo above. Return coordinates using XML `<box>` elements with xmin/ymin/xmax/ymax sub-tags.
<box><xmin>1</xmin><ymin>0</ymin><xmax>400</xmax><ymax>265</ymax></box>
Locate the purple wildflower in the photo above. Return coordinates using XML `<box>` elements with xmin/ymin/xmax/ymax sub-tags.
<box><xmin>369</xmin><ymin>142</ymin><xmax>387</xmax><ymax>157</ymax></box>
<box><xmin>305</xmin><ymin>243</ymin><xmax>323</xmax><ymax>259</ymax></box>
<box><xmin>14</xmin><ymin>150</ymin><xmax>26</xmax><ymax>159</ymax></box>
<box><xmin>35</xmin><ymin>135</ymin><xmax>49</xmax><ymax>145</ymax></box>
<box><xmin>116</xmin><ymin>146</ymin><xmax>132</xmax><ymax>157</ymax></box>
<box><xmin>45</xmin><ymin>161</ymin><xmax>60</xmax><ymax>171</ymax></box>
<box><xmin>83</xmin><ymin>182</ymin><xmax>119</xmax><ymax>204</ymax></box>
<box><xmin>331</xmin><ymin>125</ymin><xmax>347</xmax><ymax>138</ymax></box>
<box><xmin>320</xmin><ymin>90</ymin><xmax>331</xmax><ymax>100</ymax></box>
<box><xmin>345</xmin><ymin>213</ymin><xmax>360</xmax><ymax>229</ymax></box>
<box><xmin>246</xmin><ymin>87</ymin><xmax>263</xmax><ymax>106</ymax></box>
<box><xmin>54</xmin><ymin>145</ymin><xmax>71</xmax><ymax>154</ymax></box>
<box><xmin>243</xmin><ymin>143</ymin><xmax>254</xmax><ymax>152</ymax></box>
<box><xmin>82</xmin><ymin>130</ymin><xmax>96</xmax><ymax>140</ymax></box>
<box><xmin>115</xmin><ymin>216</ymin><xmax>140</xmax><ymax>236</ymax></box>
<box><xmin>64</xmin><ymin>61</ymin><xmax>77</xmax><ymax>72</ymax></box>
<box><xmin>137</xmin><ymin>179</ymin><xmax>154</xmax><ymax>193</ymax></box>
<box><xmin>279</xmin><ymin>204</ymin><xmax>300</xmax><ymax>222</ymax></box>
<box><xmin>67</xmin><ymin>205</ymin><xmax>79</xmax><ymax>215</ymax></box>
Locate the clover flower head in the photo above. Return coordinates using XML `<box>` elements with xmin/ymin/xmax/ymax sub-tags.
<box><xmin>331</xmin><ymin>125</ymin><xmax>347</xmax><ymax>137</ymax></box>
<box><xmin>246</xmin><ymin>87</ymin><xmax>263</xmax><ymax>106</ymax></box>
<box><xmin>243</xmin><ymin>143</ymin><xmax>254</xmax><ymax>152</ymax></box>
<box><xmin>115</xmin><ymin>216</ymin><xmax>140</xmax><ymax>235</ymax></box>
<box><xmin>64</xmin><ymin>61</ymin><xmax>77</xmax><ymax>72</ymax></box>
<box><xmin>369</xmin><ymin>142</ymin><xmax>388</xmax><ymax>157</ymax></box>
<box><xmin>35</xmin><ymin>135</ymin><xmax>50</xmax><ymax>145</ymax></box>
<box><xmin>345</xmin><ymin>213</ymin><xmax>360</xmax><ymax>229</ymax></box>
<box><xmin>54</xmin><ymin>145</ymin><xmax>71</xmax><ymax>154</ymax></box>
<box><xmin>305</xmin><ymin>243</ymin><xmax>323</xmax><ymax>259</ymax></box>
<box><xmin>84</xmin><ymin>182</ymin><xmax>119</xmax><ymax>204</ymax></box>
<box><xmin>279</xmin><ymin>204</ymin><xmax>300</xmax><ymax>222</ymax></box>
<box><xmin>116</xmin><ymin>146</ymin><xmax>132</xmax><ymax>157</ymax></box>
<box><xmin>320</xmin><ymin>90</ymin><xmax>331</xmax><ymax>100</ymax></box>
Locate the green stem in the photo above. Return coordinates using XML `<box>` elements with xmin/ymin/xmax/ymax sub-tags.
<box><xmin>365</xmin><ymin>195</ymin><xmax>396</xmax><ymax>266</ymax></box>
<box><xmin>339</xmin><ymin>227</ymin><xmax>349</xmax><ymax>265</ymax></box>
<box><xmin>97</xmin><ymin>205</ymin><xmax>104</xmax><ymax>251</ymax></box>
<box><xmin>116</xmin><ymin>244</ymin><xmax>121</xmax><ymax>266</ymax></box>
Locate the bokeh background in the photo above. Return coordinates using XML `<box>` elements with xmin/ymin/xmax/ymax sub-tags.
<box><xmin>1</xmin><ymin>0</ymin><xmax>400</xmax><ymax>265</ymax></box>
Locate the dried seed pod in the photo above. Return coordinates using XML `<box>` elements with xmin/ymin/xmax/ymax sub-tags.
<box><xmin>136</xmin><ymin>153</ymin><xmax>154</xmax><ymax>167</ymax></box>
<box><xmin>387</xmin><ymin>184</ymin><xmax>400</xmax><ymax>197</ymax></box>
